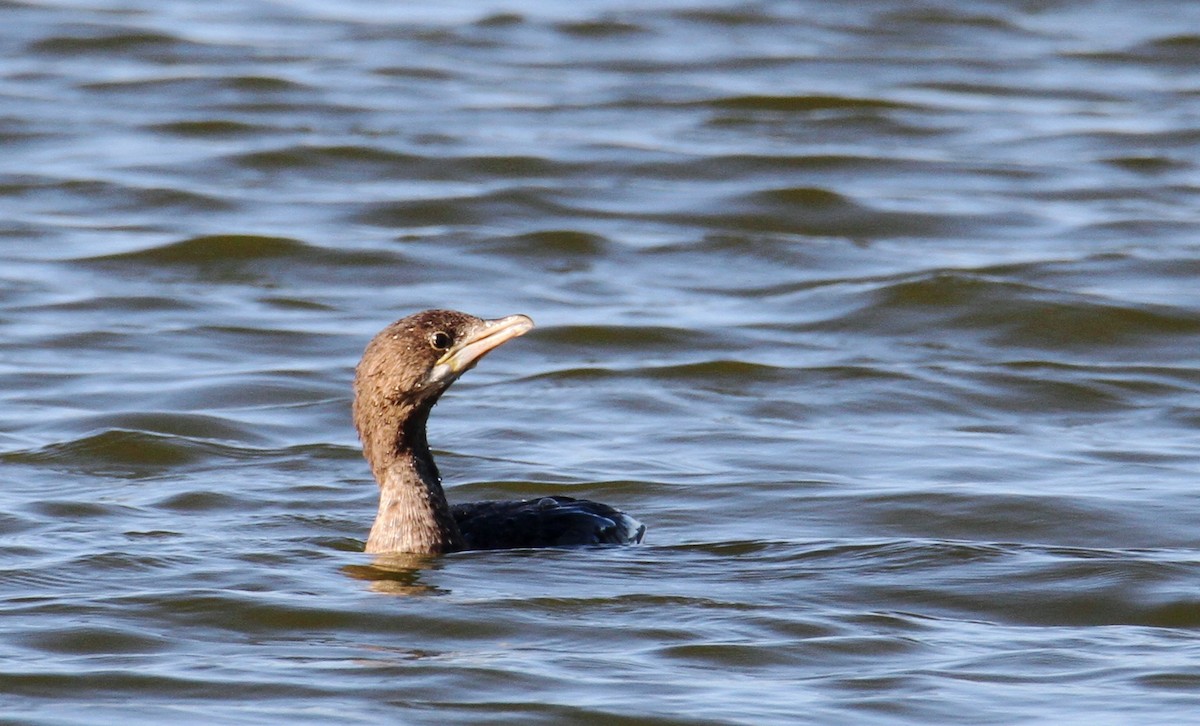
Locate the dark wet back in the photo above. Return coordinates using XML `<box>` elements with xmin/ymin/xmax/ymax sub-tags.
<box><xmin>452</xmin><ymin>496</ymin><xmax>646</xmax><ymax>550</ymax></box>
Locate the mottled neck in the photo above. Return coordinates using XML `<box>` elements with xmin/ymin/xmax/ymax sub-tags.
<box><xmin>364</xmin><ymin>406</ymin><xmax>463</xmax><ymax>555</ymax></box>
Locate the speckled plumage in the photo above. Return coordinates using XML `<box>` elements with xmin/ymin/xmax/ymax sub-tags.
<box><xmin>353</xmin><ymin>309</ymin><xmax>645</xmax><ymax>555</ymax></box>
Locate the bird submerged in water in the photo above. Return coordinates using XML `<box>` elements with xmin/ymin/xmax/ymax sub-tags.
<box><xmin>354</xmin><ymin>309</ymin><xmax>646</xmax><ymax>555</ymax></box>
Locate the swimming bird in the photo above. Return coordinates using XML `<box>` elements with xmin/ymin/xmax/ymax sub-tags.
<box><xmin>354</xmin><ymin>309</ymin><xmax>646</xmax><ymax>555</ymax></box>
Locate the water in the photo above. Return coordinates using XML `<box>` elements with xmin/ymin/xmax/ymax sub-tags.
<box><xmin>3</xmin><ymin>0</ymin><xmax>1200</xmax><ymax>723</ymax></box>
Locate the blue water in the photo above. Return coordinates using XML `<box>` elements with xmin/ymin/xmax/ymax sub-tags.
<box><xmin>2</xmin><ymin>1</ymin><xmax>1200</xmax><ymax>723</ymax></box>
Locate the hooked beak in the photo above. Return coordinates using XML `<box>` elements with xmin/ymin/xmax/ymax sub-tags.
<box><xmin>430</xmin><ymin>314</ymin><xmax>534</xmax><ymax>383</ymax></box>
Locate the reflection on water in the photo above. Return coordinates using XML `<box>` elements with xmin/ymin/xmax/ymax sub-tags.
<box><xmin>342</xmin><ymin>555</ymin><xmax>448</xmax><ymax>597</ymax></box>
<box><xmin>2</xmin><ymin>0</ymin><xmax>1200</xmax><ymax>723</ymax></box>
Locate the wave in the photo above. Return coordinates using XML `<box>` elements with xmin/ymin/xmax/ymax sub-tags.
<box><xmin>3</xmin><ymin>429</ymin><xmax>262</xmax><ymax>474</ymax></box>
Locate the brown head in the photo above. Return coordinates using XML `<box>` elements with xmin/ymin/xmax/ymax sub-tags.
<box><xmin>353</xmin><ymin>309</ymin><xmax>534</xmax><ymax>474</ymax></box>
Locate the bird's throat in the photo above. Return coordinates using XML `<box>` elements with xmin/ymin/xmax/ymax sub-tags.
<box><xmin>364</xmin><ymin>406</ymin><xmax>464</xmax><ymax>555</ymax></box>
<box><xmin>366</xmin><ymin>455</ymin><xmax>463</xmax><ymax>554</ymax></box>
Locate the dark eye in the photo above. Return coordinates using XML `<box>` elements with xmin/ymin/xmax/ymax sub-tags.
<box><xmin>429</xmin><ymin>331</ymin><xmax>453</xmax><ymax>350</ymax></box>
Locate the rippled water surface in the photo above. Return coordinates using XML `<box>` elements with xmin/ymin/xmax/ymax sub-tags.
<box><xmin>3</xmin><ymin>0</ymin><xmax>1200</xmax><ymax>723</ymax></box>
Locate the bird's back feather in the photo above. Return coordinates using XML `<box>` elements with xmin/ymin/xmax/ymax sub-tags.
<box><xmin>452</xmin><ymin>495</ymin><xmax>646</xmax><ymax>550</ymax></box>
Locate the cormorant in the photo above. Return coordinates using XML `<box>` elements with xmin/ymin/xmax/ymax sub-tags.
<box><xmin>354</xmin><ymin>309</ymin><xmax>645</xmax><ymax>554</ymax></box>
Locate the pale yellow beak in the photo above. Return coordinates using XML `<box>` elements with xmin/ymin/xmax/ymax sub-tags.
<box><xmin>431</xmin><ymin>314</ymin><xmax>534</xmax><ymax>381</ymax></box>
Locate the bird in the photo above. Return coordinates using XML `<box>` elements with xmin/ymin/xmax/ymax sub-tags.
<box><xmin>353</xmin><ymin>309</ymin><xmax>646</xmax><ymax>555</ymax></box>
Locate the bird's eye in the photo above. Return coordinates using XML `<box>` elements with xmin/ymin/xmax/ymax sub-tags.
<box><xmin>429</xmin><ymin>331</ymin><xmax>453</xmax><ymax>350</ymax></box>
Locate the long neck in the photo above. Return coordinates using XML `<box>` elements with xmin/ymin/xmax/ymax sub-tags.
<box><xmin>364</xmin><ymin>404</ymin><xmax>464</xmax><ymax>555</ymax></box>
